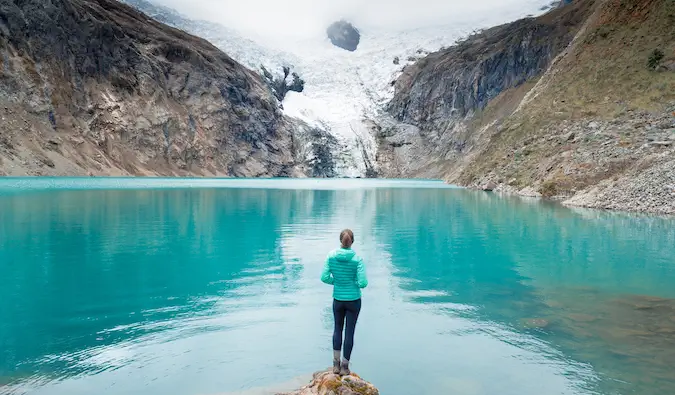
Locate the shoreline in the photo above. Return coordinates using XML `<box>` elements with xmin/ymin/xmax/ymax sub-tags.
<box><xmin>466</xmin><ymin>182</ymin><xmax>675</xmax><ymax>217</ymax></box>
<box><xmin>1</xmin><ymin>174</ymin><xmax>673</xmax><ymax>216</ymax></box>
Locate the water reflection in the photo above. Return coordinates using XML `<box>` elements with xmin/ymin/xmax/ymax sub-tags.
<box><xmin>0</xmin><ymin>189</ymin><xmax>313</xmax><ymax>387</ymax></box>
<box><xmin>371</xmin><ymin>188</ymin><xmax>675</xmax><ymax>395</ymax></box>
<box><xmin>0</xmin><ymin>183</ymin><xmax>674</xmax><ymax>395</ymax></box>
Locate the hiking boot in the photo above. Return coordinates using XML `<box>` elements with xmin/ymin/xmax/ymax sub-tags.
<box><xmin>339</xmin><ymin>360</ymin><xmax>350</xmax><ymax>376</ymax></box>
<box><xmin>332</xmin><ymin>358</ymin><xmax>341</xmax><ymax>374</ymax></box>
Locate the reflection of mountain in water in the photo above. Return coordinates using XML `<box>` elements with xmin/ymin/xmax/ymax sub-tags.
<box><xmin>0</xmin><ymin>188</ymin><xmax>317</xmax><ymax>379</ymax></box>
<box><xmin>2</xmin><ymin>183</ymin><xmax>675</xmax><ymax>394</ymax></box>
<box><xmin>369</xmin><ymin>188</ymin><xmax>675</xmax><ymax>395</ymax></box>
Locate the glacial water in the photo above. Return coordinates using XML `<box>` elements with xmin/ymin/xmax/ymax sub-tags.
<box><xmin>1</xmin><ymin>178</ymin><xmax>674</xmax><ymax>395</ymax></box>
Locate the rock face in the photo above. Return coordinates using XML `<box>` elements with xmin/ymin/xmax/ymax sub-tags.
<box><xmin>277</xmin><ymin>370</ymin><xmax>379</xmax><ymax>395</ymax></box>
<box><xmin>387</xmin><ymin>0</ymin><xmax>592</xmax><ymax>134</ymax></box>
<box><xmin>0</xmin><ymin>0</ymin><xmax>309</xmax><ymax>176</ymax></box>
<box><xmin>326</xmin><ymin>20</ymin><xmax>360</xmax><ymax>52</ymax></box>
<box><xmin>261</xmin><ymin>65</ymin><xmax>305</xmax><ymax>102</ymax></box>
<box><xmin>378</xmin><ymin>0</ymin><xmax>594</xmax><ymax>178</ymax></box>
<box><xmin>294</xmin><ymin>123</ymin><xmax>340</xmax><ymax>178</ymax></box>
<box><xmin>378</xmin><ymin>0</ymin><xmax>675</xmax><ymax>215</ymax></box>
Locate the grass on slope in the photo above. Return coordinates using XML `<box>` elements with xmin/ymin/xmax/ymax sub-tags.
<box><xmin>459</xmin><ymin>0</ymin><xmax>675</xmax><ymax>188</ymax></box>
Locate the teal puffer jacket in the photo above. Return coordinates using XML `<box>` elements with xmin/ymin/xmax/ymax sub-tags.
<box><xmin>321</xmin><ymin>247</ymin><xmax>368</xmax><ymax>301</ymax></box>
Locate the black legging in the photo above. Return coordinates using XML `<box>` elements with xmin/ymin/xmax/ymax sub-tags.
<box><xmin>332</xmin><ymin>298</ymin><xmax>362</xmax><ymax>361</ymax></box>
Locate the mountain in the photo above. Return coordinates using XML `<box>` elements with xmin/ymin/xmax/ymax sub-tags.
<box><xmin>379</xmin><ymin>0</ymin><xmax>675</xmax><ymax>214</ymax></box>
<box><xmin>118</xmin><ymin>0</ymin><xmax>302</xmax><ymax>80</ymax></box>
<box><xmin>118</xmin><ymin>0</ymin><xmax>379</xmax><ymax>178</ymax></box>
<box><xmin>0</xmin><ymin>0</ymin><xmax>324</xmax><ymax>176</ymax></box>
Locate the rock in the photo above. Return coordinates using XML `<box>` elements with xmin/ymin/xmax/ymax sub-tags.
<box><xmin>588</xmin><ymin>121</ymin><xmax>600</xmax><ymax>129</ymax></box>
<box><xmin>564</xmin><ymin>131</ymin><xmax>576</xmax><ymax>141</ymax></box>
<box><xmin>482</xmin><ymin>181</ymin><xmax>497</xmax><ymax>191</ymax></box>
<box><xmin>650</xmin><ymin>141</ymin><xmax>673</xmax><ymax>147</ymax></box>
<box><xmin>260</xmin><ymin>65</ymin><xmax>305</xmax><ymax>102</ymax></box>
<box><xmin>301</xmin><ymin>126</ymin><xmax>339</xmax><ymax>178</ymax></box>
<box><xmin>277</xmin><ymin>370</ymin><xmax>379</xmax><ymax>395</ymax></box>
<box><xmin>518</xmin><ymin>186</ymin><xmax>542</xmax><ymax>197</ymax></box>
<box><xmin>393</xmin><ymin>56</ymin><xmax>400</xmax><ymax>65</ymax></box>
<box><xmin>39</xmin><ymin>155</ymin><xmax>55</xmax><ymax>168</ymax></box>
<box><xmin>326</xmin><ymin>20</ymin><xmax>360</xmax><ymax>52</ymax></box>
<box><xmin>656</xmin><ymin>120</ymin><xmax>674</xmax><ymax>129</ymax></box>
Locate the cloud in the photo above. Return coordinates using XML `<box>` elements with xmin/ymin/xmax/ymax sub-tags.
<box><xmin>154</xmin><ymin>0</ymin><xmax>548</xmax><ymax>40</ymax></box>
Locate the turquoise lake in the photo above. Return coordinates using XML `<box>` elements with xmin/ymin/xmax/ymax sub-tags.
<box><xmin>1</xmin><ymin>178</ymin><xmax>674</xmax><ymax>395</ymax></box>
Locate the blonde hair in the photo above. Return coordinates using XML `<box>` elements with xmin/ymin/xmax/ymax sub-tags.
<box><xmin>340</xmin><ymin>229</ymin><xmax>354</xmax><ymax>248</ymax></box>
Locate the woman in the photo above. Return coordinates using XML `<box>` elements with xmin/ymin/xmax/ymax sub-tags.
<box><xmin>320</xmin><ymin>229</ymin><xmax>368</xmax><ymax>376</ymax></box>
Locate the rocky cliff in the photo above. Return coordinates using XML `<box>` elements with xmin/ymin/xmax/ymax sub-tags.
<box><xmin>0</xmin><ymin>0</ymin><xmax>313</xmax><ymax>176</ymax></box>
<box><xmin>381</xmin><ymin>0</ymin><xmax>675</xmax><ymax>214</ymax></box>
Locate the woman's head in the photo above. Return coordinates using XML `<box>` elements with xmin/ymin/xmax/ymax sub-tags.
<box><xmin>340</xmin><ymin>229</ymin><xmax>354</xmax><ymax>248</ymax></box>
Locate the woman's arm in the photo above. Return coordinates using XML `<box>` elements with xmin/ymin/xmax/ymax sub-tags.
<box><xmin>356</xmin><ymin>259</ymin><xmax>368</xmax><ymax>288</ymax></box>
<box><xmin>320</xmin><ymin>257</ymin><xmax>334</xmax><ymax>284</ymax></box>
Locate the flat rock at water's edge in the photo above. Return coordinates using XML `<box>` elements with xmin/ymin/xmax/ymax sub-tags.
<box><xmin>276</xmin><ymin>369</ymin><xmax>379</xmax><ymax>395</ymax></box>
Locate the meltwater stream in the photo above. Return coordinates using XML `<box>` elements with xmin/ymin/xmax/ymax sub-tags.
<box><xmin>1</xmin><ymin>178</ymin><xmax>674</xmax><ymax>395</ymax></box>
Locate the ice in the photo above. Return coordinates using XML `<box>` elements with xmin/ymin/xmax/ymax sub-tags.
<box><xmin>125</xmin><ymin>0</ymin><xmax>553</xmax><ymax>177</ymax></box>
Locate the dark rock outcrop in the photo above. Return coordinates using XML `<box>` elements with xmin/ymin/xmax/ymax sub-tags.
<box><xmin>261</xmin><ymin>65</ymin><xmax>305</xmax><ymax>102</ymax></box>
<box><xmin>294</xmin><ymin>125</ymin><xmax>340</xmax><ymax>178</ymax></box>
<box><xmin>326</xmin><ymin>20</ymin><xmax>360</xmax><ymax>52</ymax></box>
<box><xmin>0</xmin><ymin>0</ymin><xmax>308</xmax><ymax>176</ymax></box>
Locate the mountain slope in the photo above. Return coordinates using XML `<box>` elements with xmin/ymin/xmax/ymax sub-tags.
<box><xmin>382</xmin><ymin>0</ymin><xmax>675</xmax><ymax>214</ymax></box>
<box><xmin>0</xmin><ymin>0</ymin><xmax>307</xmax><ymax>176</ymax></box>
<box><xmin>377</xmin><ymin>0</ymin><xmax>595</xmax><ymax>178</ymax></box>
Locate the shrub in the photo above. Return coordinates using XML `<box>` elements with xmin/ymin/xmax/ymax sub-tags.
<box><xmin>647</xmin><ymin>49</ymin><xmax>665</xmax><ymax>70</ymax></box>
<box><xmin>539</xmin><ymin>180</ymin><xmax>558</xmax><ymax>198</ymax></box>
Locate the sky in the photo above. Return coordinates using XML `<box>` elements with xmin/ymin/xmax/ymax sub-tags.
<box><xmin>154</xmin><ymin>0</ymin><xmax>551</xmax><ymax>41</ymax></box>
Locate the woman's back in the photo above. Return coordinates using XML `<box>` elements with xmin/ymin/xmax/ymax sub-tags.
<box><xmin>322</xmin><ymin>247</ymin><xmax>367</xmax><ymax>301</ymax></box>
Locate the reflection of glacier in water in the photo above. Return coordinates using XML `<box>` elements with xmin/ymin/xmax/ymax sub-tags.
<box><xmin>123</xmin><ymin>0</ymin><xmax>552</xmax><ymax>177</ymax></box>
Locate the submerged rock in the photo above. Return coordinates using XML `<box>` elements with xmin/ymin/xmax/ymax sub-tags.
<box><xmin>521</xmin><ymin>318</ymin><xmax>550</xmax><ymax>329</ymax></box>
<box><xmin>326</xmin><ymin>20</ymin><xmax>360</xmax><ymax>52</ymax></box>
<box><xmin>277</xmin><ymin>369</ymin><xmax>379</xmax><ymax>395</ymax></box>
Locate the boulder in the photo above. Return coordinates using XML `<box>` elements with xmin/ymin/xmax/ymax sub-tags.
<box><xmin>482</xmin><ymin>181</ymin><xmax>498</xmax><ymax>191</ymax></box>
<box><xmin>326</xmin><ymin>20</ymin><xmax>360</xmax><ymax>52</ymax></box>
<box><xmin>277</xmin><ymin>369</ymin><xmax>379</xmax><ymax>395</ymax></box>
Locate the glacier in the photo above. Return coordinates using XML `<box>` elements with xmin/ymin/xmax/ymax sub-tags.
<box><xmin>122</xmin><ymin>0</ymin><xmax>552</xmax><ymax>177</ymax></box>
